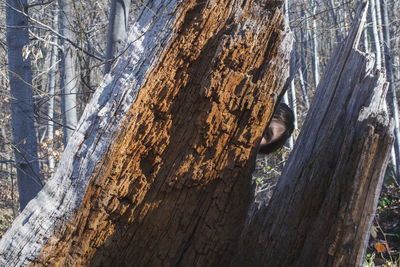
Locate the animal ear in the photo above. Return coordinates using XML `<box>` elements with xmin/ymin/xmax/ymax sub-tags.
<box><xmin>258</xmin><ymin>120</ymin><xmax>290</xmax><ymax>154</ymax></box>
<box><xmin>267</xmin><ymin>120</ymin><xmax>287</xmax><ymax>144</ymax></box>
<box><xmin>260</xmin><ymin>137</ymin><xmax>268</xmax><ymax>146</ymax></box>
<box><xmin>258</xmin><ymin>102</ymin><xmax>295</xmax><ymax>154</ymax></box>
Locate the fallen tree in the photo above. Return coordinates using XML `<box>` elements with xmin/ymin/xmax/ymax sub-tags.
<box><xmin>0</xmin><ymin>0</ymin><xmax>292</xmax><ymax>266</ymax></box>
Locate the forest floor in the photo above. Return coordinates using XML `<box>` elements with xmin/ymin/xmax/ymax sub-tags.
<box><xmin>0</xmin><ymin>172</ymin><xmax>17</xmax><ymax>238</ymax></box>
<box><xmin>0</xmin><ymin>158</ymin><xmax>399</xmax><ymax>265</ymax></box>
<box><xmin>367</xmin><ymin>182</ymin><xmax>400</xmax><ymax>265</ymax></box>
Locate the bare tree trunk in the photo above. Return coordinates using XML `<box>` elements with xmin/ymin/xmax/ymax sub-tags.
<box><xmin>0</xmin><ymin>1</ymin><xmax>291</xmax><ymax>266</ymax></box>
<box><xmin>369</xmin><ymin>0</ymin><xmax>382</xmax><ymax>67</ymax></box>
<box><xmin>235</xmin><ymin>2</ymin><xmax>393</xmax><ymax>266</ymax></box>
<box><xmin>311</xmin><ymin>0</ymin><xmax>320</xmax><ymax>89</ymax></box>
<box><xmin>104</xmin><ymin>0</ymin><xmax>131</xmax><ymax>74</ymax></box>
<box><xmin>282</xmin><ymin>93</ymin><xmax>294</xmax><ymax>148</ymax></box>
<box><xmin>329</xmin><ymin>0</ymin><xmax>343</xmax><ymax>43</ymax></box>
<box><xmin>298</xmin><ymin>68</ymin><xmax>309</xmax><ymax>108</ymax></box>
<box><xmin>6</xmin><ymin>0</ymin><xmax>43</xmax><ymax>210</ymax></box>
<box><xmin>299</xmin><ymin>6</ymin><xmax>309</xmax><ymax>89</ymax></box>
<box><xmin>47</xmin><ymin>9</ymin><xmax>59</xmax><ymax>173</ymax></box>
<box><xmin>284</xmin><ymin>0</ymin><xmax>298</xmax><ymax>142</ymax></box>
<box><xmin>59</xmin><ymin>0</ymin><xmax>78</xmax><ymax>144</ymax></box>
<box><xmin>375</xmin><ymin>0</ymin><xmax>385</xmax><ymax>66</ymax></box>
<box><xmin>341</xmin><ymin>5</ymin><xmax>350</xmax><ymax>36</ymax></box>
<box><xmin>290</xmin><ymin>81</ymin><xmax>297</xmax><ymax>129</ymax></box>
<box><xmin>382</xmin><ymin>0</ymin><xmax>400</xmax><ymax>183</ymax></box>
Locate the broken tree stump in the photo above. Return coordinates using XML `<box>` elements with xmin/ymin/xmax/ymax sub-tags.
<box><xmin>235</xmin><ymin>1</ymin><xmax>394</xmax><ymax>266</ymax></box>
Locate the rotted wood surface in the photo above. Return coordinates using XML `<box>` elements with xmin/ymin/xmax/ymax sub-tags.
<box><xmin>0</xmin><ymin>0</ymin><xmax>292</xmax><ymax>266</ymax></box>
<box><xmin>236</xmin><ymin>1</ymin><xmax>394</xmax><ymax>266</ymax></box>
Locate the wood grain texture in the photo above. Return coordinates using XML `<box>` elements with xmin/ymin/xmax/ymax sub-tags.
<box><xmin>0</xmin><ymin>1</ymin><xmax>291</xmax><ymax>266</ymax></box>
<box><xmin>235</xmin><ymin>1</ymin><xmax>394</xmax><ymax>266</ymax></box>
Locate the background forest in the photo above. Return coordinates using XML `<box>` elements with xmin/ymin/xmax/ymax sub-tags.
<box><xmin>0</xmin><ymin>0</ymin><xmax>399</xmax><ymax>265</ymax></box>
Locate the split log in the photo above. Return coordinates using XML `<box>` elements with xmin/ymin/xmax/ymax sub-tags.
<box><xmin>0</xmin><ymin>1</ymin><xmax>292</xmax><ymax>266</ymax></box>
<box><xmin>236</xmin><ymin>1</ymin><xmax>394</xmax><ymax>266</ymax></box>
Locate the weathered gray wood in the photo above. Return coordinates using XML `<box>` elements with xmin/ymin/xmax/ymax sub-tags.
<box><xmin>0</xmin><ymin>2</ymin><xmax>182</xmax><ymax>265</ymax></box>
<box><xmin>235</xmin><ymin>1</ymin><xmax>394</xmax><ymax>266</ymax></box>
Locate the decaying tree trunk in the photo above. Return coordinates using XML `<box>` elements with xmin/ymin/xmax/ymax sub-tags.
<box><xmin>0</xmin><ymin>1</ymin><xmax>292</xmax><ymax>266</ymax></box>
<box><xmin>236</xmin><ymin>1</ymin><xmax>394</xmax><ymax>266</ymax></box>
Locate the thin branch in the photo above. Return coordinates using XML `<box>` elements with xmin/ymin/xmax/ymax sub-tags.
<box><xmin>26</xmin><ymin>0</ymin><xmax>55</xmax><ymax>9</ymax></box>
<box><xmin>5</xmin><ymin>1</ymin><xmax>104</xmax><ymax>61</ymax></box>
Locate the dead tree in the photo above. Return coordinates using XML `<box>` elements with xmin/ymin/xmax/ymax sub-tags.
<box><xmin>0</xmin><ymin>1</ymin><xmax>292</xmax><ymax>266</ymax></box>
<box><xmin>236</xmin><ymin>1</ymin><xmax>394</xmax><ymax>266</ymax></box>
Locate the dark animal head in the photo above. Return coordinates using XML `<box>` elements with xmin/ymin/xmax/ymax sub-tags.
<box><xmin>258</xmin><ymin>103</ymin><xmax>294</xmax><ymax>154</ymax></box>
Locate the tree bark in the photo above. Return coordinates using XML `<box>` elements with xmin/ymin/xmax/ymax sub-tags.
<box><xmin>298</xmin><ymin>68</ymin><xmax>309</xmax><ymax>108</ymax></box>
<box><xmin>374</xmin><ymin>0</ymin><xmax>384</xmax><ymax>66</ymax></box>
<box><xmin>329</xmin><ymin>0</ymin><xmax>343</xmax><ymax>43</ymax></box>
<box><xmin>311</xmin><ymin>0</ymin><xmax>320</xmax><ymax>89</ymax></box>
<box><xmin>369</xmin><ymin>0</ymin><xmax>382</xmax><ymax>68</ymax></box>
<box><xmin>46</xmin><ymin>9</ymin><xmax>59</xmax><ymax>173</ymax></box>
<box><xmin>104</xmin><ymin>0</ymin><xmax>131</xmax><ymax>74</ymax></box>
<box><xmin>59</xmin><ymin>0</ymin><xmax>78</xmax><ymax>144</ymax></box>
<box><xmin>382</xmin><ymin>0</ymin><xmax>400</xmax><ymax>183</ymax></box>
<box><xmin>6</xmin><ymin>0</ymin><xmax>43</xmax><ymax>210</ymax></box>
<box><xmin>235</xmin><ymin>1</ymin><xmax>393</xmax><ymax>266</ymax></box>
<box><xmin>284</xmin><ymin>0</ymin><xmax>297</xmax><ymax>147</ymax></box>
<box><xmin>0</xmin><ymin>1</ymin><xmax>291</xmax><ymax>266</ymax></box>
